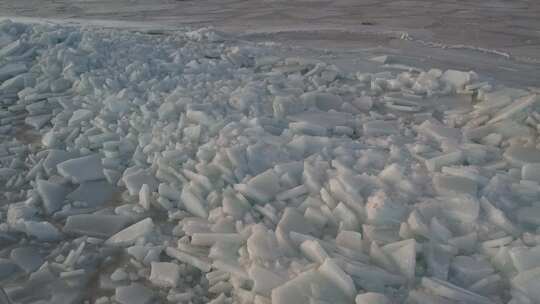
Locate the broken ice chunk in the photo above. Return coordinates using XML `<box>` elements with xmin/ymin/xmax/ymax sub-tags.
<box><xmin>238</xmin><ymin>169</ymin><xmax>281</xmax><ymax>202</ymax></box>
<box><xmin>289</xmin><ymin>121</ymin><xmax>327</xmax><ymax>136</ymax></box>
<box><xmin>511</xmin><ymin>267</ymin><xmax>540</xmax><ymax>300</ymax></box>
<box><xmin>382</xmin><ymin>239</ymin><xmax>416</xmax><ymax>280</ymax></box>
<box><xmin>191</xmin><ymin>233</ymin><xmax>243</xmax><ymax>246</ymax></box>
<box><xmin>229</xmin><ymin>84</ymin><xmax>261</xmax><ymax>111</ymax></box>
<box><xmin>0</xmin><ymin>39</ymin><xmax>27</xmax><ymax>58</ymax></box>
<box><xmin>300</xmin><ymin>240</ymin><xmax>329</xmax><ymax>263</ymax></box>
<box><xmin>139</xmin><ymin>184</ymin><xmax>152</xmax><ymax>210</ymax></box>
<box><xmin>522</xmin><ymin>163</ymin><xmax>540</xmax><ymax>183</ymax></box>
<box><xmin>363</xmin><ymin>224</ymin><xmax>401</xmax><ymax>244</ymax></box>
<box><xmin>10</xmin><ymin>247</ymin><xmax>43</xmax><ymax>273</ymax></box>
<box><xmin>441</xmin><ymin>165</ymin><xmax>489</xmax><ymax>185</ymax></box>
<box><xmin>448</xmin><ymin>232</ymin><xmax>478</xmax><ymax>253</ymax></box>
<box><xmin>276</xmin><ymin>185</ymin><xmax>308</xmax><ymax>201</ymax></box>
<box><xmin>450</xmin><ymin>256</ymin><xmax>494</xmax><ymax>286</ymax></box>
<box><xmin>180</xmin><ymin>187</ymin><xmax>208</xmax><ymax>218</ymax></box>
<box><xmin>407</xmin><ymin>290</ymin><xmax>457</xmax><ymax>304</ymax></box>
<box><xmin>0</xmin><ymin>259</ymin><xmax>19</xmax><ymax>281</ymax></box>
<box><xmin>111</xmin><ymin>268</ymin><xmax>128</xmax><ymax>282</ymax></box>
<box><xmin>346</xmin><ymin>260</ymin><xmax>406</xmax><ymax>290</ymax></box>
<box><xmin>0</xmin><ymin>62</ymin><xmax>27</xmax><ymax>82</ymax></box>
<box><xmin>43</xmin><ymin>150</ymin><xmax>78</xmax><ymax>175</ymax></box>
<box><xmin>336</xmin><ymin>230</ymin><xmax>363</xmax><ymax>253</ymax></box>
<box><xmin>67</xmin><ymin>180</ymin><xmax>115</xmax><ymax>208</ymax></box>
<box><xmin>425</xmin><ymin>151</ymin><xmax>463</xmax><ymax>172</ymax></box>
<box><xmin>384</xmin><ymin>98</ymin><xmax>422</xmax><ymax>113</ymax></box>
<box><xmin>64</xmin><ymin>214</ymin><xmax>132</xmax><ymax>238</ymax></box>
<box><xmin>429</xmin><ymin>217</ymin><xmax>452</xmax><ymax>242</ymax></box>
<box><xmin>421</xmin><ymin>277</ymin><xmax>491</xmax><ymax>304</ymax></box>
<box><xmin>50</xmin><ymin>77</ymin><xmax>72</xmax><ymax>93</ymax></box>
<box><xmin>0</xmin><ymin>168</ymin><xmax>17</xmax><ymax>181</ymax></box>
<box><xmin>487</xmin><ymin>94</ymin><xmax>538</xmax><ymax>125</ymax></box>
<box><xmin>276</xmin><ymin>208</ymin><xmax>316</xmax><ymax>255</ymax></box>
<box><xmin>417</xmin><ymin>120</ymin><xmax>461</xmax><ymax>145</ymax></box>
<box><xmin>143</xmin><ymin>246</ymin><xmax>163</xmax><ymax>266</ymax></box>
<box><xmin>115</xmin><ymin>283</ymin><xmax>155</xmax><ymax>304</ymax></box>
<box><xmin>366</xmin><ymin>191</ymin><xmax>407</xmax><ymax>225</ymax></box>
<box><xmin>441</xmin><ymin>70</ymin><xmax>476</xmax><ymax>90</ymax></box>
<box><xmin>68</xmin><ymin>109</ymin><xmax>93</xmax><ymax>126</ymax></box>
<box><xmin>0</xmin><ymin>232</ymin><xmax>16</xmax><ymax>249</ymax></box>
<box><xmin>426</xmin><ymin>243</ymin><xmax>452</xmax><ymax>280</ymax></box>
<box><xmin>355</xmin><ymin>292</ymin><xmax>391</xmax><ymax>304</ymax></box>
<box><xmin>474</xmin><ymin>88</ymin><xmax>524</xmax><ymax>113</ymax></box>
<box><xmin>7</xmin><ymin>202</ymin><xmax>36</xmax><ymax>232</ymax></box>
<box><xmin>288</xmin><ymin>111</ymin><xmax>355</xmax><ymax>129</ymax></box>
<box><xmin>509</xmin><ymin>246</ymin><xmax>540</xmax><ymax>273</ymax></box>
<box><xmin>352</xmin><ymin>96</ymin><xmax>373</xmax><ymax>111</ymax></box>
<box><xmin>127</xmin><ymin>245</ymin><xmax>150</xmax><ymax>262</ymax></box>
<box><xmin>24</xmin><ymin>221</ymin><xmax>62</xmax><ymax>241</ymax></box>
<box><xmin>433</xmin><ymin>174</ymin><xmax>477</xmax><ymax>196</ymax></box>
<box><xmin>105</xmin><ymin>218</ymin><xmax>154</xmax><ymax>247</ymax></box>
<box><xmin>378</xmin><ymin>163</ymin><xmax>406</xmax><ymax>188</ymax></box>
<box><xmin>480</xmin><ymin>133</ymin><xmax>503</xmax><ymax>146</ymax></box>
<box><xmin>248</xmin><ymin>265</ymin><xmax>286</xmax><ymax>297</ymax></box>
<box><xmin>0</xmin><ymin>73</ymin><xmax>34</xmax><ymax>94</ymax></box>
<box><xmin>370</xmin><ymin>55</ymin><xmax>389</xmax><ymax>64</ymax></box>
<box><xmin>504</xmin><ymin>146</ymin><xmax>540</xmax><ymax>167</ymax></box>
<box><xmin>104</xmin><ymin>168</ymin><xmax>122</xmax><ymax>184</ymax></box>
<box><xmin>407</xmin><ymin>209</ymin><xmax>431</xmax><ymax>239</ymax></box>
<box><xmin>370</xmin><ymin>241</ymin><xmax>398</xmax><ymax>274</ymax></box>
<box><xmin>491</xmin><ymin>120</ymin><xmax>533</xmax><ymax>140</ymax></box>
<box><xmin>272</xmin><ymin>269</ymin><xmax>350</xmax><ymax>304</ymax></box>
<box><xmin>318</xmin><ymin>258</ymin><xmax>357</xmax><ymax>300</ymax></box>
<box><xmin>480</xmin><ymin>197</ymin><xmax>519</xmax><ymax>236</ymax></box>
<box><xmin>481</xmin><ymin>236</ymin><xmax>513</xmax><ymax>251</ymax></box>
<box><xmin>36</xmin><ymin>179</ymin><xmax>70</xmax><ymax>215</ymax></box>
<box><xmin>440</xmin><ymin>195</ymin><xmax>480</xmax><ymax>223</ymax></box>
<box><xmin>517</xmin><ymin>206</ymin><xmax>540</xmax><ymax>226</ymax></box>
<box><xmin>25</xmin><ymin>114</ymin><xmax>51</xmax><ymax>129</ymax></box>
<box><xmin>57</xmin><ymin>154</ymin><xmax>105</xmax><ymax>183</ymax></box>
<box><xmin>333</xmin><ymin>202</ymin><xmax>360</xmax><ymax>231</ymax></box>
<box><xmin>301</xmin><ymin>91</ymin><xmax>343</xmax><ymax>111</ymax></box>
<box><xmin>247</xmin><ymin>225</ymin><xmax>281</xmax><ymax>260</ymax></box>
<box><xmin>149</xmin><ymin>262</ymin><xmax>180</xmax><ymax>288</ymax></box>
<box><xmin>158</xmin><ymin>183</ymin><xmax>181</xmax><ymax>201</ymax></box>
<box><xmin>166</xmin><ymin>247</ymin><xmax>211</xmax><ymax>272</ymax></box>
<box><xmin>158</xmin><ymin>101</ymin><xmax>179</xmax><ymax>120</ymax></box>
<box><xmin>363</xmin><ymin>120</ymin><xmax>399</xmax><ymax>137</ymax></box>
<box><xmin>122</xmin><ymin>167</ymin><xmax>158</xmax><ymax>196</ymax></box>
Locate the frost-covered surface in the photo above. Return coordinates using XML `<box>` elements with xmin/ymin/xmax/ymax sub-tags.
<box><xmin>1</xmin><ymin>20</ymin><xmax>540</xmax><ymax>304</ymax></box>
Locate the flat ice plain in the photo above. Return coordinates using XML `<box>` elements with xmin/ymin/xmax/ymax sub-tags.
<box><xmin>0</xmin><ymin>0</ymin><xmax>540</xmax><ymax>304</ymax></box>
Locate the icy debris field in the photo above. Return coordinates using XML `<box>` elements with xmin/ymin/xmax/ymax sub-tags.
<box><xmin>1</xmin><ymin>19</ymin><xmax>540</xmax><ymax>304</ymax></box>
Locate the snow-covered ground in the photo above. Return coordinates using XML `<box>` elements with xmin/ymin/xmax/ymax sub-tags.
<box><xmin>0</xmin><ymin>1</ymin><xmax>540</xmax><ymax>304</ymax></box>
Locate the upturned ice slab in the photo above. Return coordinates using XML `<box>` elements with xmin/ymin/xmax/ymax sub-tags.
<box><xmin>105</xmin><ymin>218</ymin><xmax>154</xmax><ymax>246</ymax></box>
<box><xmin>57</xmin><ymin>154</ymin><xmax>105</xmax><ymax>183</ymax></box>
